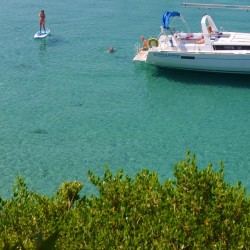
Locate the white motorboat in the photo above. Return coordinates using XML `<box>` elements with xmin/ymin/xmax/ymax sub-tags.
<box><xmin>133</xmin><ymin>3</ymin><xmax>250</xmax><ymax>74</ymax></box>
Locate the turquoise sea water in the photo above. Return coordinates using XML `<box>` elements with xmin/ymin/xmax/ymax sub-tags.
<box><xmin>0</xmin><ymin>0</ymin><xmax>250</xmax><ymax>198</ymax></box>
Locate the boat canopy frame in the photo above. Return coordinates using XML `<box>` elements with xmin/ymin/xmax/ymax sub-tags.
<box><xmin>161</xmin><ymin>11</ymin><xmax>190</xmax><ymax>34</ymax></box>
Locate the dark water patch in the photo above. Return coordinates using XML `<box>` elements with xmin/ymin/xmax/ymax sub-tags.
<box><xmin>72</xmin><ymin>102</ymin><xmax>86</xmax><ymax>108</ymax></box>
<box><xmin>36</xmin><ymin>35</ymin><xmax>64</xmax><ymax>51</ymax></box>
<box><xmin>16</xmin><ymin>63</ymin><xmax>35</xmax><ymax>71</ymax></box>
<box><xmin>46</xmin><ymin>36</ymin><xmax>64</xmax><ymax>47</ymax></box>
<box><xmin>30</xmin><ymin>129</ymin><xmax>48</xmax><ymax>135</ymax></box>
<box><xmin>73</xmin><ymin>103</ymin><xmax>83</xmax><ymax>107</ymax></box>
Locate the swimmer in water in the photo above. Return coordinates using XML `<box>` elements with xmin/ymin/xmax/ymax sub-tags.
<box><xmin>108</xmin><ymin>47</ymin><xmax>116</xmax><ymax>53</ymax></box>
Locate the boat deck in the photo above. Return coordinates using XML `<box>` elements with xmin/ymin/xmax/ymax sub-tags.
<box><xmin>231</xmin><ymin>33</ymin><xmax>250</xmax><ymax>43</ymax></box>
<box><xmin>133</xmin><ymin>50</ymin><xmax>148</xmax><ymax>62</ymax></box>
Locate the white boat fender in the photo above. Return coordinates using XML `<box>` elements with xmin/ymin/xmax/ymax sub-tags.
<box><xmin>148</xmin><ymin>38</ymin><xmax>159</xmax><ymax>48</ymax></box>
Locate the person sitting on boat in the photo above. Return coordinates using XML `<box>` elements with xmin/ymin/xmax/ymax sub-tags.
<box><xmin>197</xmin><ymin>35</ymin><xmax>205</xmax><ymax>44</ymax></box>
<box><xmin>207</xmin><ymin>26</ymin><xmax>212</xmax><ymax>34</ymax></box>
<box><xmin>141</xmin><ymin>36</ymin><xmax>149</xmax><ymax>50</ymax></box>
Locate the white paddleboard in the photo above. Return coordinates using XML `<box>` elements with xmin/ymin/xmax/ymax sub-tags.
<box><xmin>34</xmin><ymin>28</ymin><xmax>50</xmax><ymax>39</ymax></box>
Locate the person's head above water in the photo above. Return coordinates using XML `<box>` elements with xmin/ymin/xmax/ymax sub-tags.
<box><xmin>108</xmin><ymin>47</ymin><xmax>115</xmax><ymax>53</ymax></box>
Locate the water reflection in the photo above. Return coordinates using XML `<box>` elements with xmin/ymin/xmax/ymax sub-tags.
<box><xmin>38</xmin><ymin>39</ymin><xmax>47</xmax><ymax>65</ymax></box>
<box><xmin>37</xmin><ymin>35</ymin><xmax>64</xmax><ymax>54</ymax></box>
<box><xmin>39</xmin><ymin>39</ymin><xmax>47</xmax><ymax>53</ymax></box>
<box><xmin>37</xmin><ymin>35</ymin><xmax>64</xmax><ymax>65</ymax></box>
<box><xmin>46</xmin><ymin>37</ymin><xmax>64</xmax><ymax>47</ymax></box>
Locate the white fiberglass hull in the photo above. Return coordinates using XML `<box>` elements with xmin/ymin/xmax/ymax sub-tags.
<box><xmin>146</xmin><ymin>51</ymin><xmax>250</xmax><ymax>74</ymax></box>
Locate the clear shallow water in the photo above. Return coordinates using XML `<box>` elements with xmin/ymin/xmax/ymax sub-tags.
<box><xmin>0</xmin><ymin>0</ymin><xmax>250</xmax><ymax>198</ymax></box>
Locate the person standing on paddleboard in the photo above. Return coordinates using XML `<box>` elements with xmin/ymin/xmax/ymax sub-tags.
<box><xmin>39</xmin><ymin>10</ymin><xmax>46</xmax><ymax>34</ymax></box>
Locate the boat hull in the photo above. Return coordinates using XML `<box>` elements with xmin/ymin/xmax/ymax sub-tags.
<box><xmin>146</xmin><ymin>51</ymin><xmax>250</xmax><ymax>74</ymax></box>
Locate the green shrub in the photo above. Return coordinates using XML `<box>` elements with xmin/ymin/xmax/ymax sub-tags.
<box><xmin>0</xmin><ymin>152</ymin><xmax>249</xmax><ymax>249</ymax></box>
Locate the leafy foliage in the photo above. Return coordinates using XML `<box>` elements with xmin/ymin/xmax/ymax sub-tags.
<box><xmin>0</xmin><ymin>152</ymin><xmax>249</xmax><ymax>249</ymax></box>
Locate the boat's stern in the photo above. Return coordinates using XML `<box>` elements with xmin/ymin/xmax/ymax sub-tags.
<box><xmin>133</xmin><ymin>50</ymin><xmax>148</xmax><ymax>62</ymax></box>
<box><xmin>133</xmin><ymin>42</ymin><xmax>149</xmax><ymax>62</ymax></box>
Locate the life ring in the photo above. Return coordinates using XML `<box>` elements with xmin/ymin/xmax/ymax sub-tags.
<box><xmin>148</xmin><ymin>38</ymin><xmax>159</xmax><ymax>48</ymax></box>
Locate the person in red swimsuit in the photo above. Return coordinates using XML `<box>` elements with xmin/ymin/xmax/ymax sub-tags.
<box><xmin>39</xmin><ymin>10</ymin><xmax>46</xmax><ymax>34</ymax></box>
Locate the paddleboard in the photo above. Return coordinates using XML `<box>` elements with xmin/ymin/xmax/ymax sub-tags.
<box><xmin>34</xmin><ymin>28</ymin><xmax>50</xmax><ymax>39</ymax></box>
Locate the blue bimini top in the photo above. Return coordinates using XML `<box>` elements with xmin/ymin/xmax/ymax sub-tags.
<box><xmin>162</xmin><ymin>11</ymin><xmax>180</xmax><ymax>29</ymax></box>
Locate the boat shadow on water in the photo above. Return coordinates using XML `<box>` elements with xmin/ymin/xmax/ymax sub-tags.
<box><xmin>151</xmin><ymin>66</ymin><xmax>250</xmax><ymax>88</ymax></box>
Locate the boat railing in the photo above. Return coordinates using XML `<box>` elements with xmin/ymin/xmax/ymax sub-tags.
<box><xmin>219</xmin><ymin>26</ymin><xmax>225</xmax><ymax>33</ymax></box>
<box><xmin>134</xmin><ymin>42</ymin><xmax>141</xmax><ymax>55</ymax></box>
